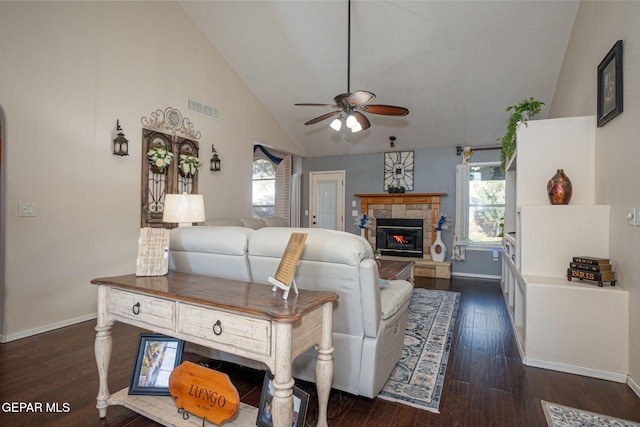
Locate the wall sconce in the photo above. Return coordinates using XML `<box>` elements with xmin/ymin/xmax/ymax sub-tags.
<box><xmin>112</xmin><ymin>120</ymin><xmax>129</xmax><ymax>156</ymax></box>
<box><xmin>210</xmin><ymin>144</ymin><xmax>221</xmax><ymax>172</ymax></box>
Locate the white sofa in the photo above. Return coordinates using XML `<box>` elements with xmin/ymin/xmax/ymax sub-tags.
<box><xmin>204</xmin><ymin>216</ymin><xmax>288</xmax><ymax>229</ymax></box>
<box><xmin>169</xmin><ymin>226</ymin><xmax>414</xmax><ymax>398</ymax></box>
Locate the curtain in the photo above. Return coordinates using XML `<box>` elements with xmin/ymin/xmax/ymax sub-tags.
<box><xmin>453</xmin><ymin>164</ymin><xmax>470</xmax><ymax>261</ymax></box>
<box><xmin>275</xmin><ymin>155</ymin><xmax>292</xmax><ymax>224</ymax></box>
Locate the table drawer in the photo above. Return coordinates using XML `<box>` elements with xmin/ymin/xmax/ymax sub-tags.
<box><xmin>178</xmin><ymin>303</ymin><xmax>271</xmax><ymax>356</ymax></box>
<box><xmin>109</xmin><ymin>289</ymin><xmax>175</xmax><ymax>330</ymax></box>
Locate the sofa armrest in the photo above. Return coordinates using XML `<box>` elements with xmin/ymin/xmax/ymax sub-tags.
<box><xmin>359</xmin><ymin>259</ymin><xmax>382</xmax><ymax>338</ymax></box>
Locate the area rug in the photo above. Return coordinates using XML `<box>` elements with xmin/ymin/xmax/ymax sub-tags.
<box><xmin>542</xmin><ymin>401</ymin><xmax>640</xmax><ymax>427</ymax></box>
<box><xmin>378</xmin><ymin>288</ymin><xmax>460</xmax><ymax>413</ymax></box>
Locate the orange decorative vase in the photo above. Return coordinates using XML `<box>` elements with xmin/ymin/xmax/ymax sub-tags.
<box><xmin>547</xmin><ymin>169</ymin><xmax>572</xmax><ymax>205</ymax></box>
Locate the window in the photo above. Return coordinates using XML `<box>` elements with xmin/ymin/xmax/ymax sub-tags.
<box><xmin>252</xmin><ymin>159</ymin><xmax>276</xmax><ymax>218</ymax></box>
<box><xmin>456</xmin><ymin>162</ymin><xmax>505</xmax><ymax>247</ymax></box>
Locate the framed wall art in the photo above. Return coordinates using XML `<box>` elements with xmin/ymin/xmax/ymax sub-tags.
<box><xmin>597</xmin><ymin>40</ymin><xmax>623</xmax><ymax>127</ymax></box>
<box><xmin>384</xmin><ymin>150</ymin><xmax>414</xmax><ymax>192</ymax></box>
<box><xmin>256</xmin><ymin>372</ymin><xmax>310</xmax><ymax>427</ymax></box>
<box><xmin>129</xmin><ymin>334</ymin><xmax>185</xmax><ymax>395</ymax></box>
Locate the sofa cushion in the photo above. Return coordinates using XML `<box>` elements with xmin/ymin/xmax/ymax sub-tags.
<box><xmin>379</xmin><ymin>280</ymin><xmax>414</xmax><ymax>320</ymax></box>
<box><xmin>204</xmin><ymin>218</ymin><xmax>244</xmax><ymax>227</ymax></box>
<box><xmin>249</xmin><ymin>227</ymin><xmax>373</xmax><ymax>265</ymax></box>
<box><xmin>169</xmin><ymin>226</ymin><xmax>253</xmax><ymax>282</ymax></box>
<box><xmin>170</xmin><ymin>226</ymin><xmax>252</xmax><ymax>255</ymax></box>
<box><xmin>261</xmin><ymin>216</ymin><xmax>289</xmax><ymax>227</ymax></box>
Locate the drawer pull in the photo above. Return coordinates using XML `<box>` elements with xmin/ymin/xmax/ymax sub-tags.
<box><xmin>212</xmin><ymin>320</ymin><xmax>223</xmax><ymax>336</ymax></box>
<box><xmin>132</xmin><ymin>302</ymin><xmax>141</xmax><ymax>315</ymax></box>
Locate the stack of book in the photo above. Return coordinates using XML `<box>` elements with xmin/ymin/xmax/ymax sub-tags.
<box><xmin>567</xmin><ymin>256</ymin><xmax>616</xmax><ymax>287</ymax></box>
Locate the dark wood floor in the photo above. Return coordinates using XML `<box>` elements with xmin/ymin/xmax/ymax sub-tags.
<box><xmin>1</xmin><ymin>276</ymin><xmax>639</xmax><ymax>426</ymax></box>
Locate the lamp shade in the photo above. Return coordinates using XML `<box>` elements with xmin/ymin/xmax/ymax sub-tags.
<box><xmin>163</xmin><ymin>193</ymin><xmax>205</xmax><ymax>227</ymax></box>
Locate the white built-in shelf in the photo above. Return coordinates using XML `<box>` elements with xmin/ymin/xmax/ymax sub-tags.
<box><xmin>501</xmin><ymin>116</ymin><xmax>629</xmax><ymax>383</ymax></box>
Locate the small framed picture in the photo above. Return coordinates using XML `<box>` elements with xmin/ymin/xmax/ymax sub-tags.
<box><xmin>256</xmin><ymin>372</ymin><xmax>310</xmax><ymax>427</ymax></box>
<box><xmin>597</xmin><ymin>40</ymin><xmax>623</xmax><ymax>127</ymax></box>
<box><xmin>129</xmin><ymin>334</ymin><xmax>185</xmax><ymax>396</ymax></box>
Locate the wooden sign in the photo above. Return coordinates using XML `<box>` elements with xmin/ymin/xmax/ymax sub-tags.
<box><xmin>169</xmin><ymin>361</ymin><xmax>240</xmax><ymax>425</ymax></box>
<box><xmin>136</xmin><ymin>227</ymin><xmax>170</xmax><ymax>276</ymax></box>
<box><xmin>274</xmin><ymin>232</ymin><xmax>308</xmax><ymax>286</ymax></box>
<box><xmin>268</xmin><ymin>232</ymin><xmax>307</xmax><ymax>299</ymax></box>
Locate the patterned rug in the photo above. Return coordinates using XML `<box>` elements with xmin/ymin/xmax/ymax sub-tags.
<box><xmin>378</xmin><ymin>288</ymin><xmax>460</xmax><ymax>413</ymax></box>
<box><xmin>542</xmin><ymin>401</ymin><xmax>640</xmax><ymax>427</ymax></box>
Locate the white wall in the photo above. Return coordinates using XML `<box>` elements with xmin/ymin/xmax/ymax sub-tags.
<box><xmin>0</xmin><ymin>1</ymin><xmax>302</xmax><ymax>341</ymax></box>
<box><xmin>550</xmin><ymin>1</ymin><xmax>640</xmax><ymax>391</ymax></box>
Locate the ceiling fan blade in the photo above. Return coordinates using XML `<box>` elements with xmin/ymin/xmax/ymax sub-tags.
<box><xmin>347</xmin><ymin>90</ymin><xmax>376</xmax><ymax>106</ymax></box>
<box><xmin>361</xmin><ymin>104</ymin><xmax>410</xmax><ymax>116</ymax></box>
<box><xmin>295</xmin><ymin>103</ymin><xmax>336</xmax><ymax>107</ymax></box>
<box><xmin>352</xmin><ymin>111</ymin><xmax>371</xmax><ymax>130</ymax></box>
<box><xmin>304</xmin><ymin>111</ymin><xmax>340</xmax><ymax>125</ymax></box>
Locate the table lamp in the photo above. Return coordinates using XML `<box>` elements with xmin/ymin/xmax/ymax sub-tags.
<box><xmin>163</xmin><ymin>193</ymin><xmax>205</xmax><ymax>227</ymax></box>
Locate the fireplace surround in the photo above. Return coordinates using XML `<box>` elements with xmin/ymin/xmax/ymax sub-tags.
<box><xmin>355</xmin><ymin>193</ymin><xmax>446</xmax><ymax>259</ymax></box>
<box><xmin>376</xmin><ymin>218</ymin><xmax>423</xmax><ymax>258</ymax></box>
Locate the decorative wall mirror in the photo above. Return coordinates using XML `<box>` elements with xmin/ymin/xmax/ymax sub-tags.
<box><xmin>141</xmin><ymin>107</ymin><xmax>201</xmax><ymax>228</ymax></box>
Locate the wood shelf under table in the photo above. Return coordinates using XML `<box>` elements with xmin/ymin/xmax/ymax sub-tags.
<box><xmin>91</xmin><ymin>271</ymin><xmax>338</xmax><ymax>427</ymax></box>
<box><xmin>108</xmin><ymin>388</ymin><xmax>259</xmax><ymax>426</ymax></box>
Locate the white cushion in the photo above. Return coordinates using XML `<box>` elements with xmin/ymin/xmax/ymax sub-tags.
<box><xmin>205</xmin><ymin>218</ymin><xmax>244</xmax><ymax>227</ymax></box>
<box><xmin>170</xmin><ymin>226</ymin><xmax>252</xmax><ymax>255</ymax></box>
<box><xmin>262</xmin><ymin>216</ymin><xmax>289</xmax><ymax>227</ymax></box>
<box><xmin>249</xmin><ymin>227</ymin><xmax>373</xmax><ymax>265</ymax></box>
<box><xmin>380</xmin><ymin>280</ymin><xmax>414</xmax><ymax>320</ymax></box>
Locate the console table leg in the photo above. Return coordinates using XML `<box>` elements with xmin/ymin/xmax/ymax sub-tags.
<box><xmin>94</xmin><ymin>285</ymin><xmax>113</xmax><ymax>418</ymax></box>
<box><xmin>272</xmin><ymin>323</ymin><xmax>294</xmax><ymax>427</ymax></box>
<box><xmin>315</xmin><ymin>302</ymin><xmax>334</xmax><ymax>427</ymax></box>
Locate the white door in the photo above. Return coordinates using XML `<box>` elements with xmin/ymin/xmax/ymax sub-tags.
<box><xmin>309</xmin><ymin>171</ymin><xmax>345</xmax><ymax>230</ymax></box>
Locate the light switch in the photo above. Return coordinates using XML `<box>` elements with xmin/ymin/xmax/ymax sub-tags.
<box><xmin>352</xmin><ymin>200</ymin><xmax>357</xmax><ymax>207</ymax></box>
<box><xmin>351</xmin><ymin>210</ymin><xmax>359</xmax><ymax>217</ymax></box>
<box><xmin>627</xmin><ymin>207</ymin><xmax>637</xmax><ymax>226</ymax></box>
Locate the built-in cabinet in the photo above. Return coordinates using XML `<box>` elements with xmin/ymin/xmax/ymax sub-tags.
<box><xmin>501</xmin><ymin>115</ymin><xmax>629</xmax><ymax>382</ymax></box>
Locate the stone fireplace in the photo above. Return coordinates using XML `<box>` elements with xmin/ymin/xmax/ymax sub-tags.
<box><xmin>354</xmin><ymin>193</ymin><xmax>446</xmax><ymax>260</ymax></box>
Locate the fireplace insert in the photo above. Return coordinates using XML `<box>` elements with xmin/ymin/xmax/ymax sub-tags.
<box><xmin>376</xmin><ymin>218</ymin><xmax>423</xmax><ymax>258</ymax></box>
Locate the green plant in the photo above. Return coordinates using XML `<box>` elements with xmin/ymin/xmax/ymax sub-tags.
<box><xmin>499</xmin><ymin>97</ymin><xmax>545</xmax><ymax>170</ymax></box>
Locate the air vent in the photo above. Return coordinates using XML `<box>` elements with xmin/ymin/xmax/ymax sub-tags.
<box><xmin>187</xmin><ymin>97</ymin><xmax>219</xmax><ymax>120</ymax></box>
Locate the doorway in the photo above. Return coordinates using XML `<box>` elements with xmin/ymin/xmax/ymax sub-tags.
<box><xmin>309</xmin><ymin>170</ymin><xmax>345</xmax><ymax>231</ymax></box>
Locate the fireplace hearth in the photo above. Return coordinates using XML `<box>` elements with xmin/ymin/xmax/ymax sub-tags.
<box><xmin>376</xmin><ymin>218</ymin><xmax>423</xmax><ymax>258</ymax></box>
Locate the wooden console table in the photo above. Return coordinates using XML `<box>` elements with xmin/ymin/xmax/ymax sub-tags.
<box><xmin>91</xmin><ymin>272</ymin><xmax>338</xmax><ymax>427</ymax></box>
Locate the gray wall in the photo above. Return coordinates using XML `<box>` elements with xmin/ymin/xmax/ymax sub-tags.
<box><xmin>301</xmin><ymin>146</ymin><xmax>501</xmax><ymax>278</ymax></box>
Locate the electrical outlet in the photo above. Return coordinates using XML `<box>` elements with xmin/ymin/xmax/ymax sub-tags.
<box><xmin>19</xmin><ymin>202</ymin><xmax>36</xmax><ymax>217</ymax></box>
<box><xmin>352</xmin><ymin>200</ymin><xmax>357</xmax><ymax>207</ymax></box>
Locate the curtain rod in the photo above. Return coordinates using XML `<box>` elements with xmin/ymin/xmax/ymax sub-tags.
<box><xmin>456</xmin><ymin>145</ymin><xmax>501</xmax><ymax>156</ymax></box>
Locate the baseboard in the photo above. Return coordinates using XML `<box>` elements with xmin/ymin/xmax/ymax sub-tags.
<box><xmin>628</xmin><ymin>375</ymin><xmax>640</xmax><ymax>398</ymax></box>
<box><xmin>524</xmin><ymin>357</ymin><xmax>628</xmax><ymax>383</ymax></box>
<box><xmin>0</xmin><ymin>312</ymin><xmax>97</xmax><ymax>343</ymax></box>
<box><xmin>451</xmin><ymin>272</ymin><xmax>501</xmax><ymax>280</ymax></box>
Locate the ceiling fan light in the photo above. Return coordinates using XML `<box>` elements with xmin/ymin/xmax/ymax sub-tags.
<box><xmin>346</xmin><ymin>114</ymin><xmax>358</xmax><ymax>128</ymax></box>
<box><xmin>351</xmin><ymin>122</ymin><xmax>363</xmax><ymax>133</ymax></box>
<box><xmin>330</xmin><ymin>118</ymin><xmax>342</xmax><ymax>131</ymax></box>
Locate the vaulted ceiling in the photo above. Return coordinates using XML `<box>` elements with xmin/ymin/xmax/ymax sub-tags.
<box><xmin>180</xmin><ymin>1</ymin><xmax>579</xmax><ymax>158</ymax></box>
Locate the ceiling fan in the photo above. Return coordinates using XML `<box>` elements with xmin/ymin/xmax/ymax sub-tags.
<box><xmin>295</xmin><ymin>0</ymin><xmax>409</xmax><ymax>133</ymax></box>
